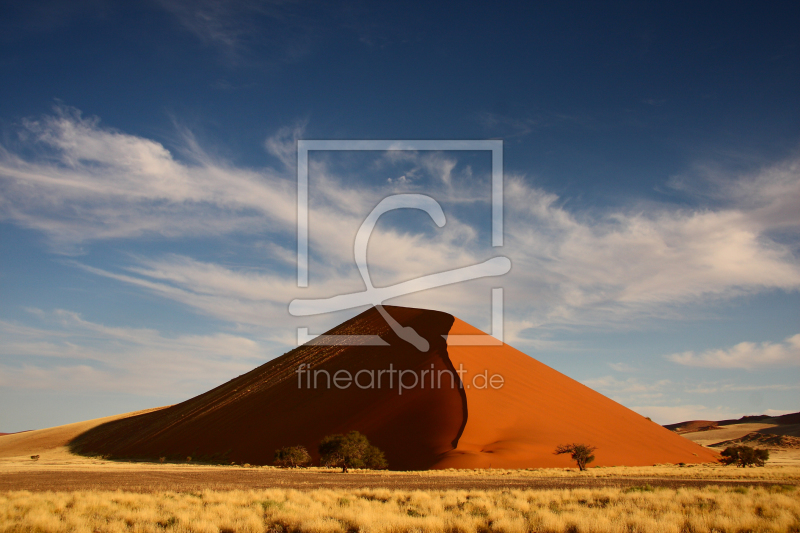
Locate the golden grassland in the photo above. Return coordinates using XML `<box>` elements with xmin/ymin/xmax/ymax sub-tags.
<box><xmin>405</xmin><ymin>463</ymin><xmax>800</xmax><ymax>481</ymax></box>
<box><xmin>2</xmin><ymin>485</ymin><xmax>799</xmax><ymax>533</ymax></box>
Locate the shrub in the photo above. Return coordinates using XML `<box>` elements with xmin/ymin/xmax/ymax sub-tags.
<box><xmin>720</xmin><ymin>445</ymin><xmax>769</xmax><ymax>467</ymax></box>
<box><xmin>274</xmin><ymin>445</ymin><xmax>311</xmax><ymax>468</ymax></box>
<box><xmin>362</xmin><ymin>442</ymin><xmax>388</xmax><ymax>470</ymax></box>
<box><xmin>319</xmin><ymin>430</ymin><xmax>388</xmax><ymax>472</ymax></box>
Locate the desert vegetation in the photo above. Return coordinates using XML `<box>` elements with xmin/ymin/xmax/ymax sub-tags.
<box><xmin>1</xmin><ymin>485</ymin><xmax>798</xmax><ymax>533</ymax></box>
<box><xmin>272</xmin><ymin>432</ymin><xmax>387</xmax><ymax>472</ymax></box>
<box><xmin>318</xmin><ymin>431</ymin><xmax>387</xmax><ymax>472</ymax></box>
<box><xmin>553</xmin><ymin>444</ymin><xmax>596</xmax><ymax>471</ymax></box>
<box><xmin>720</xmin><ymin>446</ymin><xmax>770</xmax><ymax>468</ymax></box>
<box><xmin>274</xmin><ymin>446</ymin><xmax>311</xmax><ymax>468</ymax></box>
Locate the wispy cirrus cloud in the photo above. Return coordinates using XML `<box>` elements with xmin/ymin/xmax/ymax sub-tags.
<box><xmin>1</xmin><ymin>106</ymin><xmax>799</xmax><ymax>342</ymax></box>
<box><xmin>157</xmin><ymin>0</ymin><xmax>318</xmax><ymax>64</ymax></box>
<box><xmin>607</xmin><ymin>362</ymin><xmax>638</xmax><ymax>373</ymax></box>
<box><xmin>0</xmin><ymin>107</ymin><xmax>297</xmax><ymax>252</ymax></box>
<box><xmin>666</xmin><ymin>334</ymin><xmax>800</xmax><ymax>369</ymax></box>
<box><xmin>0</xmin><ymin>309</ymin><xmax>267</xmax><ymax>395</ymax></box>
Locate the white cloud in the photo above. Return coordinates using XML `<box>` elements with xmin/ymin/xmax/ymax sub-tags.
<box><xmin>0</xmin><ymin>107</ymin><xmax>297</xmax><ymax>252</ymax></box>
<box><xmin>668</xmin><ymin>156</ymin><xmax>800</xmax><ymax>231</ymax></box>
<box><xmin>582</xmin><ymin>375</ymin><xmax>671</xmax><ymax>394</ymax></box>
<box><xmin>503</xmin><ymin>173</ymin><xmax>800</xmax><ymax>330</ymax></box>
<box><xmin>72</xmin><ymin>256</ymin><xmax>365</xmax><ymax>331</ymax></box>
<box><xmin>265</xmin><ymin>119</ymin><xmax>307</xmax><ymax>169</ymax></box>
<box><xmin>607</xmin><ymin>362</ymin><xmax>638</xmax><ymax>373</ymax></box>
<box><xmin>666</xmin><ymin>334</ymin><xmax>800</xmax><ymax>369</ymax></box>
<box><xmin>1</xmin><ymin>107</ymin><xmax>799</xmax><ymax>345</ymax></box>
<box><xmin>0</xmin><ymin>309</ymin><xmax>268</xmax><ymax>395</ymax></box>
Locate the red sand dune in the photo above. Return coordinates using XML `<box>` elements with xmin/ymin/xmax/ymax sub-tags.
<box><xmin>71</xmin><ymin>306</ymin><xmax>716</xmax><ymax>469</ymax></box>
<box><xmin>439</xmin><ymin>319</ymin><xmax>717</xmax><ymax>468</ymax></box>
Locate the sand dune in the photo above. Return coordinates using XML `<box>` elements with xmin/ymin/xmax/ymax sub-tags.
<box><xmin>70</xmin><ymin>307</ymin><xmax>464</xmax><ymax>470</ymax></box>
<box><xmin>0</xmin><ymin>408</ymin><xmax>165</xmax><ymax>460</ymax></box>
<box><xmin>30</xmin><ymin>306</ymin><xmax>716</xmax><ymax>469</ymax></box>
<box><xmin>436</xmin><ymin>319</ymin><xmax>717</xmax><ymax>468</ymax></box>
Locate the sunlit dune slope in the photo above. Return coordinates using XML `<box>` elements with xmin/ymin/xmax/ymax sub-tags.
<box><xmin>0</xmin><ymin>408</ymin><xmax>166</xmax><ymax>459</ymax></box>
<box><xmin>436</xmin><ymin>319</ymin><xmax>718</xmax><ymax>468</ymax></box>
<box><xmin>70</xmin><ymin>307</ymin><xmax>464</xmax><ymax>470</ymax></box>
<box><xmin>68</xmin><ymin>306</ymin><xmax>716</xmax><ymax>469</ymax></box>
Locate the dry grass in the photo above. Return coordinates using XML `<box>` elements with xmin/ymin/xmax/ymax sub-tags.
<box><xmin>1</xmin><ymin>485</ymin><xmax>798</xmax><ymax>533</ymax></box>
<box><xmin>416</xmin><ymin>463</ymin><xmax>800</xmax><ymax>481</ymax></box>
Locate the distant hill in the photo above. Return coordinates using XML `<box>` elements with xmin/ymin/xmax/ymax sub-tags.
<box><xmin>0</xmin><ymin>430</ymin><xmax>31</xmax><ymax>437</ymax></box>
<box><xmin>665</xmin><ymin>412</ymin><xmax>800</xmax><ymax>434</ymax></box>
<box><xmin>711</xmin><ymin>432</ymin><xmax>800</xmax><ymax>450</ymax></box>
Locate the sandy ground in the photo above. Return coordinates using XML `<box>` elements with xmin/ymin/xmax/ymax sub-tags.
<box><xmin>1</xmin><ymin>457</ymin><xmax>797</xmax><ymax>492</ymax></box>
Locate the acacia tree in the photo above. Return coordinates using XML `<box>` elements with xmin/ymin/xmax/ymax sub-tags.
<box><xmin>274</xmin><ymin>445</ymin><xmax>311</xmax><ymax>468</ymax></box>
<box><xmin>318</xmin><ymin>431</ymin><xmax>388</xmax><ymax>472</ymax></box>
<box><xmin>720</xmin><ymin>446</ymin><xmax>769</xmax><ymax>467</ymax></box>
<box><xmin>554</xmin><ymin>443</ymin><xmax>597</xmax><ymax>471</ymax></box>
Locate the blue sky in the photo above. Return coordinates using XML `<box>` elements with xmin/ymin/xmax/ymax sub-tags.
<box><xmin>0</xmin><ymin>1</ymin><xmax>798</xmax><ymax>431</ymax></box>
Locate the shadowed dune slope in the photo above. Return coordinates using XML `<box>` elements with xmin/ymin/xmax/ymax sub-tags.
<box><xmin>70</xmin><ymin>307</ymin><xmax>464</xmax><ymax>471</ymax></box>
<box><xmin>436</xmin><ymin>319</ymin><xmax>718</xmax><ymax>468</ymax></box>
